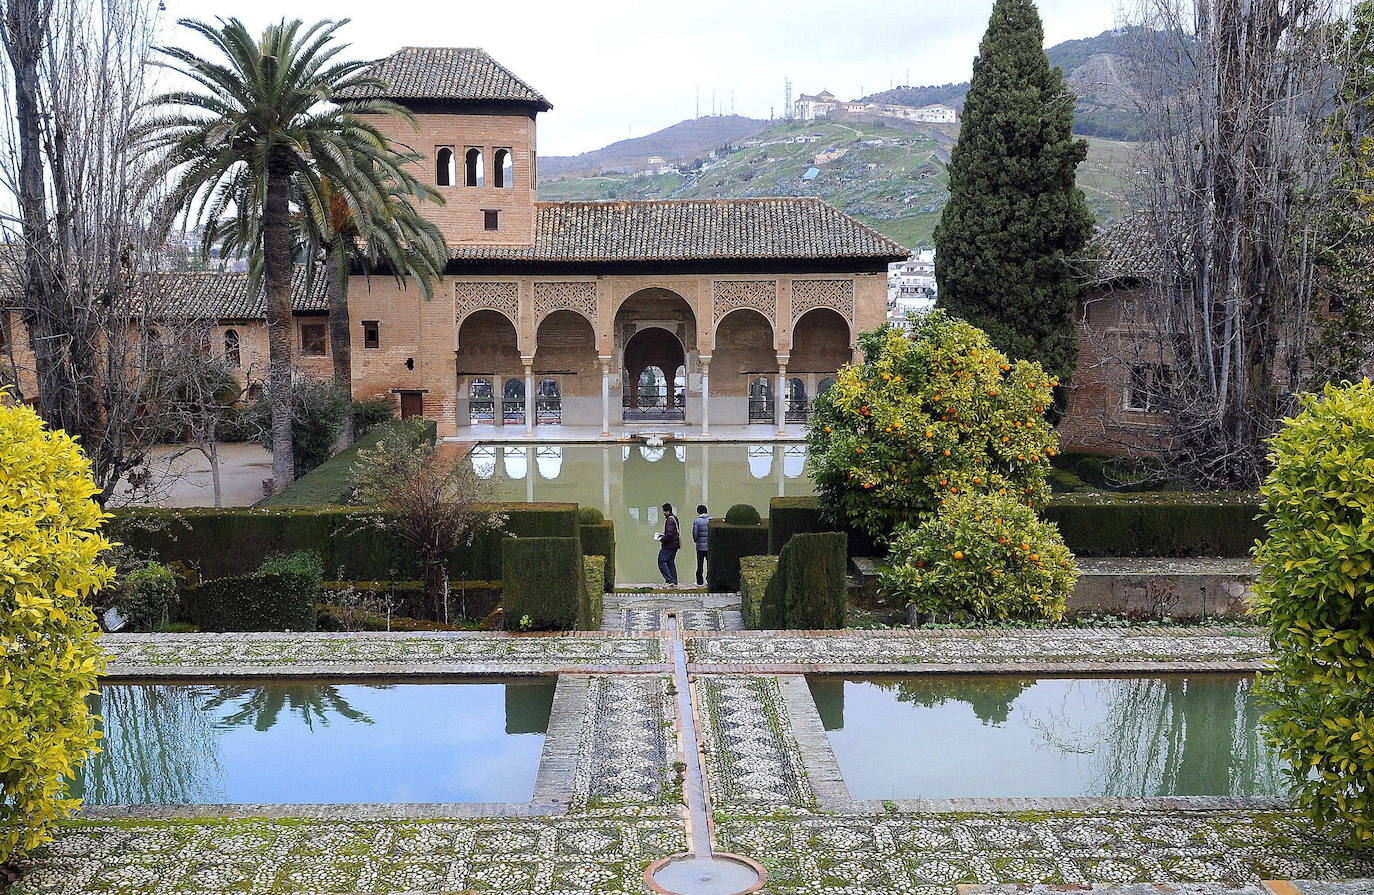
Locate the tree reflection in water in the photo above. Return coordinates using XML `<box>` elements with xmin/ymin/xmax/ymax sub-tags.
<box><xmin>74</xmin><ymin>684</ymin><xmax>225</xmax><ymax>805</ymax></box>
<box><xmin>882</xmin><ymin>676</ymin><xmax>1035</xmax><ymax>726</ymax></box>
<box><xmin>199</xmin><ymin>683</ymin><xmax>377</xmax><ymax>731</ymax></box>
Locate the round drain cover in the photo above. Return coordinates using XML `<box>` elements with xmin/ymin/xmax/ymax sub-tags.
<box><xmin>645</xmin><ymin>853</ymin><xmax>764</xmax><ymax>895</ymax></box>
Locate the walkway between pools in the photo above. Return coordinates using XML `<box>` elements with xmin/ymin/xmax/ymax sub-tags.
<box><xmin>32</xmin><ymin>618</ymin><xmax>1374</xmax><ymax>895</ymax></box>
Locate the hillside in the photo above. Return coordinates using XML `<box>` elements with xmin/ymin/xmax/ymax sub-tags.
<box><xmin>538</xmin><ymin>118</ymin><xmax>1133</xmax><ymax>250</ymax></box>
<box><xmin>861</xmin><ymin>27</ymin><xmax>1149</xmax><ymax>141</ymax></box>
<box><xmin>539</xmin><ymin>115</ymin><xmax>770</xmax><ymax>181</ymax></box>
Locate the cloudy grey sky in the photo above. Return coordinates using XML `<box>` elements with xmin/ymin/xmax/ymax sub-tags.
<box><xmin>159</xmin><ymin>0</ymin><xmax>1124</xmax><ymax>156</ymax></box>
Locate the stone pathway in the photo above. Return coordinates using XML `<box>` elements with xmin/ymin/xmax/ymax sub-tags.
<box><xmin>15</xmin><ymin>620</ymin><xmax>1374</xmax><ymax>894</ymax></box>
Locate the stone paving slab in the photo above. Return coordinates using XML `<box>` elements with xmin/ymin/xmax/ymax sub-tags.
<box><xmin>957</xmin><ymin>884</ymin><xmax>1374</xmax><ymax>895</ymax></box>
<box><xmin>715</xmin><ymin>811</ymin><xmax>1374</xmax><ymax>895</ymax></box>
<box><xmin>101</xmin><ymin>632</ymin><xmax>667</xmax><ymax>677</ymax></box>
<box><xmin>687</xmin><ymin>628</ymin><xmax>1272</xmax><ymax>672</ymax></box>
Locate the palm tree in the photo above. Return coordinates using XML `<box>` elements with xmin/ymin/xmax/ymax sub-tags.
<box><xmin>143</xmin><ymin>17</ymin><xmax>422</xmax><ymax>490</ymax></box>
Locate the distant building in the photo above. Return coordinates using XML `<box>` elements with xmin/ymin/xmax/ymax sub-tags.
<box><xmin>801</xmin><ymin>167</ymin><xmax>820</xmax><ymax>182</ymax></box>
<box><xmin>887</xmin><ymin>248</ymin><xmax>936</xmax><ymax>319</ymax></box>
<box><xmin>794</xmin><ymin>89</ymin><xmax>957</xmax><ymax>125</ymax></box>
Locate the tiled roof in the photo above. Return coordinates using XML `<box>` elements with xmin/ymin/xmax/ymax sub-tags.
<box><xmin>450</xmin><ymin>198</ymin><xmax>909</xmax><ymax>262</ymax></box>
<box><xmin>144</xmin><ymin>268</ymin><xmax>327</xmax><ymax>319</ymax></box>
<box><xmin>339</xmin><ymin>47</ymin><xmax>550</xmax><ymax>109</ymax></box>
<box><xmin>1082</xmin><ymin>219</ymin><xmax>1169</xmax><ymax>286</ymax></box>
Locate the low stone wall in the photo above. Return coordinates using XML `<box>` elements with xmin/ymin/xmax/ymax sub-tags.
<box><xmin>861</xmin><ymin>556</ymin><xmax>1258</xmax><ymax>624</ymax></box>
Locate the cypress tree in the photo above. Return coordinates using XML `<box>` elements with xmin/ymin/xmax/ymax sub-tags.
<box><xmin>934</xmin><ymin>0</ymin><xmax>1094</xmax><ymax>382</ymax></box>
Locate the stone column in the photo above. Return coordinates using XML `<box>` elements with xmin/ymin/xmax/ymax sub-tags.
<box><xmin>775</xmin><ymin>357</ymin><xmax>789</xmax><ymax>436</ymax></box>
<box><xmin>699</xmin><ymin>355</ymin><xmax>711</xmax><ymax>436</ymax></box>
<box><xmin>523</xmin><ymin>358</ymin><xmax>535</xmax><ymax>437</ymax></box>
<box><xmin>599</xmin><ymin>356</ymin><xmax>612</xmax><ymax>437</ymax></box>
<box><xmin>775</xmin><ymin>444</ymin><xmax>785</xmax><ymax>497</ymax></box>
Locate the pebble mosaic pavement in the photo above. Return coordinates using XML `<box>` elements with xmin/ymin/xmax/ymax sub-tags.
<box><xmin>14</xmin><ymin>604</ymin><xmax>1374</xmax><ymax>895</ymax></box>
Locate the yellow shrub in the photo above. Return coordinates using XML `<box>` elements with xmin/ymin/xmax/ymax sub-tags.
<box><xmin>0</xmin><ymin>394</ymin><xmax>111</xmax><ymax>863</ymax></box>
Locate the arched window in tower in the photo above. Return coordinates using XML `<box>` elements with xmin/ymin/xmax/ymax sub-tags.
<box><xmin>494</xmin><ymin>148</ymin><xmax>513</xmax><ymax>188</ymax></box>
<box><xmin>223</xmin><ymin>328</ymin><xmax>241</xmax><ymax>368</ymax></box>
<box><xmin>435</xmin><ymin>147</ymin><xmax>455</xmax><ymax>186</ymax></box>
<box><xmin>464</xmin><ymin>147</ymin><xmax>484</xmax><ymax>187</ymax></box>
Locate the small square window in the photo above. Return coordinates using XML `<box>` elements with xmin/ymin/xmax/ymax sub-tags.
<box><xmin>300</xmin><ymin>322</ymin><xmax>327</xmax><ymax>356</ymax></box>
<box><xmin>362</xmin><ymin>320</ymin><xmax>379</xmax><ymax>349</ymax></box>
<box><xmin>483</xmin><ymin>209</ymin><xmax>499</xmax><ymax>231</ymax></box>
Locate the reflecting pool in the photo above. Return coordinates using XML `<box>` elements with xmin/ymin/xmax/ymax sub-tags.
<box><xmin>807</xmin><ymin>674</ymin><xmax>1285</xmax><ymax>800</ymax></box>
<box><xmin>72</xmin><ymin>679</ymin><xmax>556</xmax><ymax>805</ymax></box>
<box><xmin>474</xmin><ymin>443</ymin><xmax>813</xmax><ymax>583</ymax></box>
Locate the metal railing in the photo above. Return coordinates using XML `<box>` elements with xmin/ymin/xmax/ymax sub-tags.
<box><xmin>785</xmin><ymin>398</ymin><xmax>810</xmax><ymax>423</ymax></box>
<box><xmin>748</xmin><ymin>397</ymin><xmax>773</xmax><ymax>422</ymax></box>
<box><xmin>469</xmin><ymin>398</ymin><xmax>495</xmax><ymax>422</ymax></box>
<box><xmin>623</xmin><ymin>390</ymin><xmax>685</xmax><ymax>421</ymax></box>
<box><xmin>501</xmin><ymin>399</ymin><xmax>525</xmax><ymax>424</ymax></box>
<box><xmin>535</xmin><ymin>397</ymin><xmax>561</xmax><ymax>424</ymax></box>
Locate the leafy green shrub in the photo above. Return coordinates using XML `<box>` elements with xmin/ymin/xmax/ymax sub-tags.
<box><xmin>0</xmin><ymin>395</ymin><xmax>111</xmax><ymax>863</ymax></box>
<box><xmin>1253</xmin><ymin>380</ymin><xmax>1374</xmax><ymax>846</ymax></box>
<box><xmin>807</xmin><ymin>314</ymin><xmax>1058</xmax><ymax>543</ymax></box>
<box><xmin>352</xmin><ymin>396</ymin><xmax>396</xmax><ymax>435</ymax></box>
<box><xmin>707</xmin><ymin>519</ymin><xmax>769</xmax><ymax>592</ymax></box>
<box><xmin>258</xmin><ymin>550</ymin><xmax>324</xmax><ymax>587</ymax></box>
<box><xmin>1045</xmin><ymin>492</ymin><xmax>1262</xmax><ymax>556</ymax></box>
<box><xmin>184</xmin><ymin>570</ymin><xmax>318</xmax><ymax>632</ymax></box>
<box><xmin>115</xmin><ymin>562</ymin><xmax>178</xmax><ymax>631</ymax></box>
<box><xmin>880</xmin><ymin>492</ymin><xmax>1077</xmax><ymax>623</ymax></box>
<box><xmin>579</xmin><ymin>520</ymin><xmax>615</xmax><ymax>592</ymax></box>
<box><xmin>578</xmin><ymin>506</ymin><xmax>605</xmax><ymax>524</ymax></box>
<box><xmin>581</xmin><ymin>555</ymin><xmax>606</xmax><ymax>631</ymax></box>
<box><xmin>739</xmin><ymin>555</ymin><xmax>780</xmax><ymax>629</ymax></box>
<box><xmin>780</xmin><ymin>532</ymin><xmax>847</xmax><ymax>629</ymax></box>
<box><xmin>724</xmin><ymin>503</ymin><xmax>762</xmax><ymax>526</ymax></box>
<box><xmin>501</xmin><ymin>537</ymin><xmax>581</xmax><ymax>630</ymax></box>
<box><xmin>250</xmin><ymin>376</ymin><xmax>350</xmax><ymax>478</ymax></box>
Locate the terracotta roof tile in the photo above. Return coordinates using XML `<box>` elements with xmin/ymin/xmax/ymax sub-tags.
<box><xmin>339</xmin><ymin>47</ymin><xmax>550</xmax><ymax>109</ymax></box>
<box><xmin>145</xmin><ymin>268</ymin><xmax>326</xmax><ymax>319</ymax></box>
<box><xmin>451</xmin><ymin>198</ymin><xmax>908</xmax><ymax>262</ymax></box>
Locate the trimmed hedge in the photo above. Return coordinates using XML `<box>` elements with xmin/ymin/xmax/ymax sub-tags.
<box><xmin>184</xmin><ymin>570</ymin><xmax>317</xmax><ymax>632</ymax></box>
<box><xmin>264</xmin><ymin>417</ymin><xmax>437</xmax><ymax>507</ymax></box>
<box><xmin>739</xmin><ymin>555</ymin><xmax>781</xmax><ymax>629</ymax></box>
<box><xmin>580</xmin><ymin>521</ymin><xmax>616</xmax><ymax>591</ymax></box>
<box><xmin>501</xmin><ymin>537</ymin><xmax>582</xmax><ymax>630</ymax></box>
<box><xmin>707</xmin><ymin>520</ymin><xmax>769</xmax><ymax>592</ymax></box>
<box><xmin>724</xmin><ymin>503</ymin><xmax>762</xmax><ymax>526</ymax></box>
<box><xmin>107</xmin><ymin>503</ymin><xmax>580</xmax><ymax>582</ymax></box>
<box><xmin>317</xmin><ymin>579</ymin><xmax>501</xmax><ymax>621</ymax></box>
<box><xmin>780</xmin><ymin>531</ymin><xmax>847</xmax><ymax>629</ymax></box>
<box><xmin>1044</xmin><ymin>493</ymin><xmax>1262</xmax><ymax>557</ymax></box>
<box><xmin>770</xmin><ymin>494</ymin><xmax>1262</xmax><ymax>557</ymax></box>
<box><xmin>581</xmin><ymin>555</ymin><xmax>606</xmax><ymax>631</ymax></box>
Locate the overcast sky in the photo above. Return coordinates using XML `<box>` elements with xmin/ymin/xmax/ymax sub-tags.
<box><xmin>159</xmin><ymin>0</ymin><xmax>1124</xmax><ymax>157</ymax></box>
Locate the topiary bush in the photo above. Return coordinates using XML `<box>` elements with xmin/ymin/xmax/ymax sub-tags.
<box><xmin>577</xmin><ymin>506</ymin><xmax>605</xmax><ymax>525</ymax></box>
<box><xmin>739</xmin><ymin>555</ymin><xmax>781</xmax><ymax>629</ymax></box>
<box><xmin>707</xmin><ymin>518</ymin><xmax>769</xmax><ymax>592</ymax></box>
<box><xmin>724</xmin><ymin>503</ymin><xmax>762</xmax><ymax>526</ymax></box>
<box><xmin>808</xmin><ymin>313</ymin><xmax>1059</xmax><ymax>543</ymax></box>
<box><xmin>780</xmin><ymin>531</ymin><xmax>847</xmax><ymax>629</ymax></box>
<box><xmin>880</xmin><ymin>492</ymin><xmax>1077</xmax><ymax>623</ymax></box>
<box><xmin>501</xmin><ymin>537</ymin><xmax>582</xmax><ymax>630</ymax></box>
<box><xmin>581</xmin><ymin>555</ymin><xmax>606</xmax><ymax>631</ymax></box>
<box><xmin>1</xmin><ymin>396</ymin><xmax>112</xmax><ymax>865</ymax></box>
<box><xmin>579</xmin><ymin>519</ymin><xmax>615</xmax><ymax>592</ymax></box>
<box><xmin>1253</xmin><ymin>380</ymin><xmax>1374</xmax><ymax>846</ymax></box>
<box><xmin>184</xmin><ymin>570</ymin><xmax>319</xmax><ymax>632</ymax></box>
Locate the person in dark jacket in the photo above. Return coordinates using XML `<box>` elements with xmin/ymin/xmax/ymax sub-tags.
<box><xmin>657</xmin><ymin>502</ymin><xmax>680</xmax><ymax>586</ymax></box>
<box><xmin>692</xmin><ymin>505</ymin><xmax>710</xmax><ymax>587</ymax></box>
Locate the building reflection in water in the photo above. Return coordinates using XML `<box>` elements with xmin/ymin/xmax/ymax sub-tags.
<box><xmin>474</xmin><ymin>442</ymin><xmax>814</xmax><ymax>582</ymax></box>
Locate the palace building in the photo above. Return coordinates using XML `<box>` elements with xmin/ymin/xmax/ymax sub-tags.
<box><xmin>333</xmin><ymin>47</ymin><xmax>906</xmax><ymax>437</ymax></box>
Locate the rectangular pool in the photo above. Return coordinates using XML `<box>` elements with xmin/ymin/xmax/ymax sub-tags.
<box><xmin>72</xmin><ymin>679</ymin><xmax>556</xmax><ymax>805</ymax></box>
<box><xmin>807</xmin><ymin>674</ymin><xmax>1285</xmax><ymax>800</ymax></box>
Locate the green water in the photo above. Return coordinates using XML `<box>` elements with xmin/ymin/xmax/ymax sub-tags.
<box><xmin>808</xmin><ymin>674</ymin><xmax>1286</xmax><ymax>799</ymax></box>
<box><xmin>475</xmin><ymin>443</ymin><xmax>813</xmax><ymax>583</ymax></box>
<box><xmin>72</xmin><ymin>679</ymin><xmax>556</xmax><ymax>805</ymax></box>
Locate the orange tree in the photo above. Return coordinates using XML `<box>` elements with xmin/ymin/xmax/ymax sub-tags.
<box><xmin>807</xmin><ymin>312</ymin><xmax>1059</xmax><ymax>543</ymax></box>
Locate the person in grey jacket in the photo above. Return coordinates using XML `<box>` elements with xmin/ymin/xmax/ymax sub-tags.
<box><xmin>692</xmin><ymin>505</ymin><xmax>710</xmax><ymax>587</ymax></box>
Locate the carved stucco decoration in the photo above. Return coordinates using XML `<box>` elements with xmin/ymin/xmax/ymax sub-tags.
<box><xmin>455</xmin><ymin>281</ymin><xmax>519</xmax><ymax>327</ymax></box>
<box><xmin>534</xmin><ymin>281</ymin><xmax>598</xmax><ymax>324</ymax></box>
<box><xmin>790</xmin><ymin>279</ymin><xmax>854</xmax><ymax>321</ymax></box>
<box><xmin>712</xmin><ymin>280</ymin><xmax>777</xmax><ymax>323</ymax></box>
